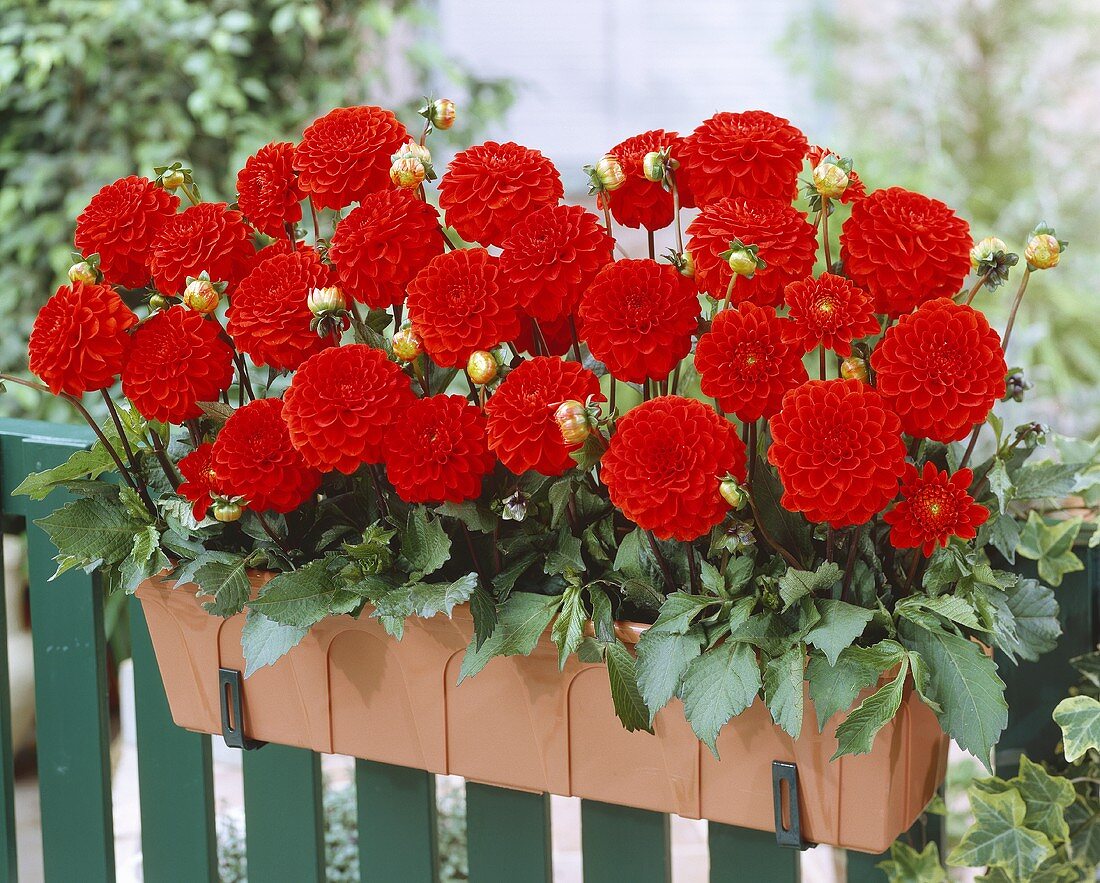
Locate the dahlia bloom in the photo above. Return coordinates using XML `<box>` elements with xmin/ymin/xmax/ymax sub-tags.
<box><xmin>598</xmin><ymin>130</ymin><xmax>694</xmax><ymax>231</ymax></box>
<box><xmin>782</xmin><ymin>273</ymin><xmax>880</xmax><ymax>356</ymax></box>
<box><xmin>235</xmin><ymin>141</ymin><xmax>303</xmax><ymax>237</ymax></box>
<box><xmin>884</xmin><ymin>462</ymin><xmax>989</xmax><ymax>556</ymax></box>
<box><xmin>147</xmin><ymin>202</ymin><xmax>255</xmax><ymax>295</ymax></box>
<box><xmin>177</xmin><ymin>442</ymin><xmax>221</xmax><ymax>521</ymax></box>
<box><xmin>601</xmin><ymin>396</ymin><xmax>747</xmax><ymax>541</ymax></box>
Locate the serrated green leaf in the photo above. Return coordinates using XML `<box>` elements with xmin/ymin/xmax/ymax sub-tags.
<box><xmin>619</xmin><ymin>577</ymin><xmax>665</xmax><ymax>611</ymax></box>
<box><xmin>248</xmin><ymin>560</ymin><xmax>361</xmax><ymax>628</ymax></box>
<box><xmin>13</xmin><ymin>444</ymin><xmax>116</xmax><ymax>500</ymax></box>
<box><xmin>241</xmin><ymin>610</ymin><xmax>308</xmax><ymax>677</ymax></box>
<box><xmin>408</xmin><ymin>572</ymin><xmax>478</xmax><ymax>618</ymax></box>
<box><xmin>1013</xmin><ymin>462</ymin><xmax>1083</xmax><ymax>501</ymax></box>
<box><xmin>544</xmin><ymin>527</ymin><xmax>584</xmax><ymax>577</ymax></box>
<box><xmin>635</xmin><ymin>629</ymin><xmax>704</xmax><ymax>720</ymax></box>
<box><xmin>469</xmin><ymin>586</ymin><xmax>498</xmax><ymax>651</ymax></box>
<box><xmin>551</xmin><ymin>583</ymin><xmax>586</xmax><ymax>670</ymax></box>
<box><xmin>649</xmin><ymin>592</ymin><xmax>716</xmax><ymax>634</ymax></box>
<box><xmin>195</xmin><ymin>553</ymin><xmax>252</xmax><ymax>617</ymax></box>
<box><xmin>764</xmin><ymin>644</ymin><xmax>805</xmax><ymax>737</ymax></box>
<box><xmin>806</xmin><ymin>648</ymin><xmax>882</xmax><ymax>732</ymax></box>
<box><xmin>999</xmin><ymin>578</ymin><xmax>1061</xmax><ymax>663</ymax></box>
<box><xmin>877</xmin><ymin>841</ymin><xmax>947</xmax><ymax>883</ymax></box>
<box><xmin>804</xmin><ymin>598</ymin><xmax>873</xmax><ymax>665</ymax></box>
<box><xmin>948</xmin><ymin>788</ymin><xmax>1054</xmax><ymax>881</ymax></box>
<box><xmin>681</xmin><ymin>640</ymin><xmax>761</xmax><ymax>756</ymax></box>
<box><xmin>1017</xmin><ymin>512</ymin><xmax>1084</xmax><ymax>586</ymax></box>
<box><xmin>778</xmin><ymin>562</ymin><xmax>842</xmax><ymax>610</ymax></box>
<box><xmin>897</xmin><ymin>594</ymin><xmax>984</xmax><ymax>632</ymax></box>
<box><xmin>1054</xmin><ymin>696</ymin><xmax>1100</xmax><ymax>763</ymax></box>
<box><xmin>400</xmin><ymin>506</ymin><xmax>451</xmax><ymax>578</ymax></box>
<box><xmin>589</xmin><ymin>586</ymin><xmax>615</xmax><ymax>643</ymax></box>
<box><xmin>458</xmin><ymin>592</ymin><xmax>563</xmax><ymax>682</ymax></box>
<box><xmin>752</xmin><ymin>463</ymin><xmax>813</xmax><ymax>567</ymax></box>
<box><xmin>833</xmin><ymin>660</ymin><xmax>908</xmax><ymax>758</ymax></box>
<box><xmin>436</xmin><ymin>500</ymin><xmax>497</xmax><ymax>533</ymax></box>
<box><xmin>35</xmin><ymin>494</ymin><xmax>145</xmax><ymax>578</ymax></box>
<box><xmin>987</xmin><ymin>459</ymin><xmax>1014</xmax><ymax>514</ymax></box>
<box><xmin>119</xmin><ymin>524</ymin><xmax>166</xmax><ymax>594</ymax></box>
<box><xmin>605</xmin><ymin>640</ymin><xmax>652</xmax><ymax>733</ymax></box>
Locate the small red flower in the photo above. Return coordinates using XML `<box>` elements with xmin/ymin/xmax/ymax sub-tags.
<box><xmin>782</xmin><ymin>273</ymin><xmax>880</xmax><ymax>356</ymax></box>
<box><xmin>486</xmin><ymin>357</ymin><xmax>604</xmax><ymax>476</ymax></box>
<box><xmin>687</xmin><ymin>197</ymin><xmax>817</xmax><ymax>308</ymax></box>
<box><xmin>211</xmin><ymin>398</ymin><xmax>321</xmax><ymax>514</ymax></box>
<box><xmin>283</xmin><ymin>345</ymin><xmax>416</xmax><ymax>474</ymax></box>
<box><xmin>680</xmin><ymin>111</ymin><xmax>808</xmax><ymax>206</ymax></box>
<box><xmin>74</xmin><ymin>177</ymin><xmax>180</xmax><ymax>289</ymax></box>
<box><xmin>122</xmin><ymin>307</ymin><xmax>234</xmax><ymax>423</ymax></box>
<box><xmin>870</xmin><ymin>297</ymin><xmax>1006</xmax><ymax>443</ymax></box>
<box><xmin>328</xmin><ymin>189</ymin><xmax>444</xmax><ymax>309</ymax></box>
<box><xmin>515</xmin><ymin>314</ymin><xmax>574</xmax><ymax>357</ymax></box>
<box><xmin>806</xmin><ymin>146</ymin><xmax>866</xmax><ymax>203</ymax></box>
<box><xmin>499</xmin><ymin>204</ymin><xmax>613</xmax><ymax>323</ymax></box>
<box><xmin>235</xmin><ymin>142</ymin><xmax>304</xmax><ymax>237</ymax></box>
<box><xmin>578</xmin><ymin>259</ymin><xmax>699</xmax><ymax>384</ymax></box>
<box><xmin>406</xmin><ymin>248</ymin><xmax>520</xmax><ymax>368</ymax></box>
<box><xmin>884</xmin><ymin>462</ymin><xmax>989</xmax><ymax>556</ymax></box>
<box><xmin>177</xmin><ymin>442</ymin><xmax>222</xmax><ymax>521</ymax></box>
<box><xmin>598</xmin><ymin>130</ymin><xmax>695</xmax><ymax>231</ymax></box>
<box><xmin>227</xmin><ymin>248</ymin><xmax>336</xmax><ymax>371</ymax></box>
<box><xmin>768</xmin><ymin>379</ymin><xmax>906</xmax><ymax>527</ymax></box>
<box><xmin>694</xmin><ymin>303</ymin><xmax>808</xmax><ymax>422</ymax></box>
<box><xmin>602</xmin><ymin>396</ymin><xmax>747</xmax><ymax>541</ymax></box>
<box><xmin>437</xmin><ymin>141</ymin><xmax>563</xmax><ymax>246</ymax></box>
<box><xmin>292</xmin><ymin>106</ymin><xmax>409</xmax><ymax>211</ymax></box>
<box><xmin>148</xmin><ymin>202</ymin><xmax>255</xmax><ymax>295</ymax></box>
<box><xmin>384</xmin><ymin>395</ymin><xmax>496</xmax><ymax>504</ymax></box>
<box><xmin>840</xmin><ymin>187</ymin><xmax>972</xmax><ymax>316</ymax></box>
<box><xmin>28</xmin><ymin>282</ymin><xmax>137</xmax><ymax>396</ymax></box>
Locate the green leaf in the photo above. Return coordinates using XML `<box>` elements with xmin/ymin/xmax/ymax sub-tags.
<box><xmin>551</xmin><ymin>584</ymin><xmax>586</xmax><ymax>670</ymax></box>
<box><xmin>1053</xmin><ymin>696</ymin><xmax>1100</xmax><ymax>763</ymax></box>
<box><xmin>897</xmin><ymin>594</ymin><xmax>984</xmax><ymax>632</ymax></box>
<box><xmin>806</xmin><ymin>648</ymin><xmax>883</xmax><ymax>732</ymax></box>
<box><xmin>681</xmin><ymin>641</ymin><xmax>761</xmax><ymax>756</ymax></box>
<box><xmin>833</xmin><ymin>660</ymin><xmax>908</xmax><ymax>759</ymax></box>
<box><xmin>435</xmin><ymin>500</ymin><xmax>497</xmax><ymax>533</ymax></box>
<box><xmin>35</xmin><ymin>494</ymin><xmax>145</xmax><ymax>578</ymax></box>
<box><xmin>804</xmin><ymin>599</ymin><xmax>873</xmax><ymax>665</ymax></box>
<box><xmin>1013</xmin><ymin>756</ymin><xmax>1075</xmax><ymax>842</ymax></box>
<box><xmin>877</xmin><ymin>841</ymin><xmax>947</xmax><ymax>883</ymax></box>
<box><xmin>241</xmin><ymin>610</ymin><xmax>308</xmax><ymax>677</ymax></box>
<box><xmin>118</xmin><ymin>524</ymin><xmax>167</xmax><ymax>594</ymax></box>
<box><xmin>778</xmin><ymin>562</ymin><xmax>841</xmax><ymax>610</ymax></box>
<box><xmin>400</xmin><ymin>506</ymin><xmax>451</xmax><ymax>578</ymax></box>
<box><xmin>605</xmin><ymin>640</ymin><xmax>652</xmax><ymax>734</ymax></box>
<box><xmin>195</xmin><ymin>552</ymin><xmax>252</xmax><ymax>617</ymax></box>
<box><xmin>752</xmin><ymin>463</ymin><xmax>813</xmax><ymax>567</ymax></box>
<box><xmin>764</xmin><ymin>644</ymin><xmax>805</xmax><ymax>738</ymax></box>
<box><xmin>1013</xmin><ymin>462</ymin><xmax>1082</xmax><ymax>501</ymax></box>
<box><xmin>13</xmin><ymin>444</ymin><xmax>116</xmax><ymax>500</ymax></box>
<box><xmin>544</xmin><ymin>527</ymin><xmax>585</xmax><ymax>577</ymax></box>
<box><xmin>649</xmin><ymin>592</ymin><xmax>716</xmax><ymax>635</ymax></box>
<box><xmin>589</xmin><ymin>586</ymin><xmax>615</xmax><ymax>643</ymax></box>
<box><xmin>407</xmin><ymin>572</ymin><xmax>478</xmax><ymax>618</ymax></box>
<box><xmin>458</xmin><ymin>592</ymin><xmax>563</xmax><ymax>682</ymax></box>
<box><xmin>635</xmin><ymin>629</ymin><xmax>704</xmax><ymax>720</ymax></box>
<box><xmin>469</xmin><ymin>586</ymin><xmax>498</xmax><ymax>651</ymax></box>
<box><xmin>999</xmin><ymin>578</ymin><xmax>1061</xmax><ymax>663</ymax></box>
<box><xmin>619</xmin><ymin>578</ymin><xmax>665</xmax><ymax>611</ymax></box>
<box><xmin>248</xmin><ymin>561</ymin><xmax>361</xmax><ymax>628</ymax></box>
<box><xmin>1066</xmin><ymin>796</ymin><xmax>1100</xmax><ymax>867</ymax></box>
<box><xmin>987</xmin><ymin>459</ymin><xmax>1014</xmax><ymax>514</ymax></box>
<box><xmin>1017</xmin><ymin>513</ymin><xmax>1084</xmax><ymax>587</ymax></box>
<box><xmin>948</xmin><ymin>788</ymin><xmax>1055</xmax><ymax>881</ymax></box>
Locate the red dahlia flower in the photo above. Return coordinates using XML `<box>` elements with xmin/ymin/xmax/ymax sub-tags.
<box><xmin>328</xmin><ymin>189</ymin><xmax>444</xmax><ymax>309</ymax></box>
<box><xmin>122</xmin><ymin>307</ymin><xmax>234</xmax><ymax>424</ymax></box>
<box><xmin>437</xmin><ymin>141</ymin><xmax>563</xmax><ymax>246</ymax></box>
<box><xmin>292</xmin><ymin>106</ymin><xmax>409</xmax><ymax>211</ymax></box>
<box><xmin>601</xmin><ymin>396</ymin><xmax>747</xmax><ymax>541</ymax></box>
<box><xmin>227</xmin><ymin>248</ymin><xmax>336</xmax><ymax>371</ymax></box>
<box><xmin>870</xmin><ymin>297</ymin><xmax>1006</xmax><ymax>443</ymax></box>
<box><xmin>884</xmin><ymin>462</ymin><xmax>989</xmax><ymax>556</ymax></box>
<box><xmin>840</xmin><ymin>187</ymin><xmax>972</xmax><ymax>316</ymax></box>
<box><xmin>406</xmin><ymin>248</ymin><xmax>520</xmax><ymax>368</ymax></box>
<box><xmin>485</xmin><ymin>357</ymin><xmax>603</xmax><ymax>476</ymax></box>
<box><xmin>598</xmin><ymin>130</ymin><xmax>695</xmax><ymax>231</ymax></box>
<box><xmin>148</xmin><ymin>202</ymin><xmax>255</xmax><ymax>296</ymax></box>
<box><xmin>515</xmin><ymin>314</ymin><xmax>574</xmax><ymax>357</ymax></box>
<box><xmin>768</xmin><ymin>379</ymin><xmax>906</xmax><ymax>527</ymax></box>
<box><xmin>694</xmin><ymin>303</ymin><xmax>808</xmax><ymax>421</ymax></box>
<box><xmin>499</xmin><ymin>204</ymin><xmax>613</xmax><ymax>323</ymax></box>
<box><xmin>235</xmin><ymin>142</ymin><xmax>303</xmax><ymax>237</ymax></box>
<box><xmin>384</xmin><ymin>395</ymin><xmax>495</xmax><ymax>504</ymax></box>
<box><xmin>578</xmin><ymin>259</ymin><xmax>699</xmax><ymax>383</ymax></box>
<box><xmin>211</xmin><ymin>398</ymin><xmax>320</xmax><ymax>514</ymax></box>
<box><xmin>28</xmin><ymin>282</ymin><xmax>137</xmax><ymax>396</ymax></box>
<box><xmin>177</xmin><ymin>442</ymin><xmax>222</xmax><ymax>521</ymax></box>
<box><xmin>687</xmin><ymin>197</ymin><xmax>817</xmax><ymax>308</ymax></box>
<box><xmin>74</xmin><ymin>176</ymin><xmax>180</xmax><ymax>289</ymax></box>
<box><xmin>782</xmin><ymin>273</ymin><xmax>880</xmax><ymax>356</ymax></box>
<box><xmin>680</xmin><ymin>111</ymin><xmax>808</xmax><ymax>206</ymax></box>
<box><xmin>282</xmin><ymin>344</ymin><xmax>416</xmax><ymax>474</ymax></box>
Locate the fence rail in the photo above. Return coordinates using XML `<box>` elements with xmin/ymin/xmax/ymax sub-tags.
<box><xmin>0</xmin><ymin>418</ymin><xmax>1096</xmax><ymax>883</ymax></box>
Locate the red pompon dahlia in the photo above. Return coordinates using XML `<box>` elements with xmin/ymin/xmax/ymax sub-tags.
<box><xmin>148</xmin><ymin>202</ymin><xmax>255</xmax><ymax>296</ymax></box>
<box><xmin>406</xmin><ymin>248</ymin><xmax>520</xmax><ymax>368</ymax></box>
<box><xmin>694</xmin><ymin>303</ymin><xmax>808</xmax><ymax>422</ymax></box>
<box><xmin>28</xmin><ymin>282</ymin><xmax>137</xmax><ymax>396</ymax></box>
<box><xmin>328</xmin><ymin>189</ymin><xmax>444</xmax><ymax>308</ymax></box>
<box><xmin>235</xmin><ymin>142</ymin><xmax>303</xmax><ymax>237</ymax></box>
<box><xmin>74</xmin><ymin>176</ymin><xmax>180</xmax><ymax>289</ymax></box>
<box><xmin>384</xmin><ymin>395</ymin><xmax>496</xmax><ymax>504</ymax></box>
<box><xmin>768</xmin><ymin>379</ymin><xmax>906</xmax><ymax>528</ymax></box>
<box><xmin>485</xmin><ymin>357</ymin><xmax>604</xmax><ymax>476</ymax></box>
<box><xmin>227</xmin><ymin>248</ymin><xmax>336</xmax><ymax>371</ymax></box>
<box><xmin>499</xmin><ymin>204</ymin><xmax>613</xmax><ymax>323</ymax></box>
<box><xmin>578</xmin><ymin>259</ymin><xmax>699</xmax><ymax>384</ymax></box>
<box><xmin>292</xmin><ymin>106</ymin><xmax>409</xmax><ymax>211</ymax></box>
<box><xmin>437</xmin><ymin>141</ymin><xmax>564</xmax><ymax>246</ymax></box>
<box><xmin>782</xmin><ymin>273</ymin><xmax>880</xmax><ymax>356</ymax></box>
<box><xmin>598</xmin><ymin>130</ymin><xmax>695</xmax><ymax>231</ymax></box>
<box><xmin>870</xmin><ymin>297</ymin><xmax>1007</xmax><ymax>443</ymax></box>
<box><xmin>515</xmin><ymin>314</ymin><xmax>574</xmax><ymax>357</ymax></box>
<box><xmin>884</xmin><ymin>462</ymin><xmax>989</xmax><ymax>556</ymax></box>
<box><xmin>602</xmin><ymin>396</ymin><xmax>747</xmax><ymax>541</ymax></box>
<box><xmin>687</xmin><ymin>197</ymin><xmax>817</xmax><ymax>308</ymax></box>
<box><xmin>283</xmin><ymin>345</ymin><xmax>416</xmax><ymax>474</ymax></box>
<box><xmin>680</xmin><ymin>111</ymin><xmax>808</xmax><ymax>206</ymax></box>
<box><xmin>177</xmin><ymin>442</ymin><xmax>222</xmax><ymax>521</ymax></box>
<box><xmin>211</xmin><ymin>398</ymin><xmax>321</xmax><ymax>513</ymax></box>
<box><xmin>840</xmin><ymin>187</ymin><xmax>972</xmax><ymax>316</ymax></box>
<box><xmin>122</xmin><ymin>307</ymin><xmax>234</xmax><ymax>423</ymax></box>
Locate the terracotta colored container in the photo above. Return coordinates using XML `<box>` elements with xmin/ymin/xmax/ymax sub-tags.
<box><xmin>136</xmin><ymin>574</ymin><xmax>948</xmax><ymax>853</ymax></box>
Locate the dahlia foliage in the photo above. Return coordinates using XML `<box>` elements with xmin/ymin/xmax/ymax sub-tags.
<box><xmin>17</xmin><ymin>101</ymin><xmax>1095</xmax><ymax>766</ymax></box>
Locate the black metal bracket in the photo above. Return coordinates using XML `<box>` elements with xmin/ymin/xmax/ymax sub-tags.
<box><xmin>772</xmin><ymin>761</ymin><xmax>811</xmax><ymax>849</ymax></box>
<box><xmin>219</xmin><ymin>668</ymin><xmax>266</xmax><ymax>750</ymax></box>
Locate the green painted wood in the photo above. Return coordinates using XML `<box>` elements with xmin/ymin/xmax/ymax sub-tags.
<box><xmin>580</xmin><ymin>800</ymin><xmax>670</xmax><ymax>882</ymax></box>
<box><xmin>0</xmin><ymin>420</ymin><xmax>95</xmax><ymax>515</ymax></box>
<box><xmin>243</xmin><ymin>745</ymin><xmax>325</xmax><ymax>882</ymax></box>
<box><xmin>708</xmin><ymin>824</ymin><xmax>801</xmax><ymax>882</ymax></box>
<box><xmin>356</xmin><ymin>760</ymin><xmax>438</xmax><ymax>882</ymax></box>
<box><xmin>845</xmin><ymin>851</ymin><xmax>885</xmax><ymax>882</ymax></box>
<box><xmin>24</xmin><ymin>437</ymin><xmax>115</xmax><ymax>883</ymax></box>
<box><xmin>844</xmin><ymin>797</ymin><xmax>943</xmax><ymax>881</ymax></box>
<box><xmin>129</xmin><ymin>597</ymin><xmax>218</xmax><ymax>882</ymax></box>
<box><xmin>465</xmin><ymin>784</ymin><xmax>551</xmax><ymax>883</ymax></box>
<box><xmin>0</xmin><ymin>476</ymin><xmax>17</xmax><ymax>882</ymax></box>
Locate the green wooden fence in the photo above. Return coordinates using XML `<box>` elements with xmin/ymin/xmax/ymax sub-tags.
<box><xmin>0</xmin><ymin>417</ymin><xmax>1096</xmax><ymax>882</ymax></box>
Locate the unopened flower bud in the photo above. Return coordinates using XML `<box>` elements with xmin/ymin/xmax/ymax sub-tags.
<box><xmin>183</xmin><ymin>277</ymin><xmax>221</xmax><ymax>314</ymax></box>
<box><xmin>390</xmin><ymin>156</ymin><xmax>426</xmax><ymax>190</ymax></box>
<box><xmin>840</xmin><ymin>356</ymin><xmax>869</xmax><ymax>383</ymax></box>
<box><xmin>162</xmin><ymin>168</ymin><xmax>186</xmax><ymax>191</ymax></box>
<box><xmin>68</xmin><ymin>260</ymin><xmax>100</xmax><ymax>285</ymax></box>
<box><xmin>392</xmin><ymin>325</ymin><xmax>423</xmax><ymax>362</ymax></box>
<box><xmin>1025</xmin><ymin>233</ymin><xmax>1061</xmax><ymax>270</ymax></box>
<box><xmin>971</xmin><ymin>236</ymin><xmax>1008</xmax><ymax>270</ymax></box>
<box><xmin>554</xmin><ymin>400</ymin><xmax>593</xmax><ymax>445</ymax></box>
<box><xmin>307</xmin><ymin>285</ymin><xmax>346</xmax><ymax>316</ymax></box>
<box><xmin>719</xmin><ymin>477</ymin><xmax>747</xmax><ymax>510</ymax></box>
<box><xmin>1004</xmin><ymin>368</ymin><xmax>1032</xmax><ymax>403</ymax></box>
<box><xmin>148</xmin><ymin>294</ymin><xmax>170</xmax><ymax>311</ymax></box>
<box><xmin>593</xmin><ymin>155</ymin><xmax>625</xmax><ymax>192</ymax></box>
<box><xmin>642</xmin><ymin>151</ymin><xmax>665</xmax><ymax>183</ymax></box>
<box><xmin>467</xmin><ymin>350</ymin><xmax>499</xmax><ymax>385</ymax></box>
<box><xmin>724</xmin><ymin>242</ymin><xmax>764</xmax><ymax>277</ymax></box>
<box><xmin>392</xmin><ymin>140</ymin><xmax>432</xmax><ymax>166</ymax></box>
<box><xmin>812</xmin><ymin>162</ymin><xmax>849</xmax><ymax>199</ymax></box>
<box><xmin>212</xmin><ymin>499</ymin><xmax>244</xmax><ymax>523</ymax></box>
<box><xmin>430</xmin><ymin>98</ymin><xmax>456</xmax><ymax>130</ymax></box>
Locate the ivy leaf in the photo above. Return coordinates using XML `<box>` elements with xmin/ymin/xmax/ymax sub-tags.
<box><xmin>400</xmin><ymin>506</ymin><xmax>451</xmax><ymax>578</ymax></box>
<box><xmin>35</xmin><ymin>493</ymin><xmax>145</xmax><ymax>578</ymax></box>
<box><xmin>1016</xmin><ymin>512</ymin><xmax>1084</xmax><ymax>587</ymax></box>
<box><xmin>13</xmin><ymin>444</ymin><xmax>116</xmax><ymax>500</ymax></box>
<box><xmin>195</xmin><ymin>552</ymin><xmax>252</xmax><ymax>617</ymax></box>
<box><xmin>458</xmin><ymin>592</ymin><xmax>563</xmax><ymax>682</ymax></box>
<box><xmin>469</xmin><ymin>586</ymin><xmax>498</xmax><ymax>651</ymax></box>
<box><xmin>764</xmin><ymin>644</ymin><xmax>805</xmax><ymax>738</ymax></box>
<box><xmin>241</xmin><ymin>610</ymin><xmax>308</xmax><ymax>677</ymax></box>
<box><xmin>649</xmin><ymin>592</ymin><xmax>716</xmax><ymax>635</ymax></box>
<box><xmin>876</xmin><ymin>841</ymin><xmax>947</xmax><ymax>883</ymax></box>
<box><xmin>551</xmin><ymin>583</ymin><xmax>586</xmax><ymax>670</ymax></box>
<box><xmin>806</xmin><ymin>647</ymin><xmax>883</xmax><ymax>732</ymax></box>
<box><xmin>248</xmin><ymin>560</ymin><xmax>361</xmax><ymax>628</ymax></box>
<box><xmin>1066</xmin><ymin>796</ymin><xmax>1100</xmax><ymax>867</ymax></box>
<box><xmin>681</xmin><ymin>640</ymin><xmax>761</xmax><ymax>756</ymax></box>
<box><xmin>605</xmin><ymin>640</ymin><xmax>652</xmax><ymax>734</ymax></box>
<box><xmin>407</xmin><ymin>572</ymin><xmax>478</xmax><ymax>618</ymax></box>
<box><xmin>947</xmin><ymin>789</ymin><xmax>1054</xmax><ymax>882</ymax></box>
<box><xmin>1053</xmin><ymin>695</ymin><xmax>1100</xmax><ymax>763</ymax></box>
<box><xmin>778</xmin><ymin>562</ymin><xmax>842</xmax><ymax>610</ymax></box>
<box><xmin>833</xmin><ymin>659</ymin><xmax>908</xmax><ymax>759</ymax></box>
<box><xmin>804</xmin><ymin>598</ymin><xmax>873</xmax><ymax>665</ymax></box>
<box><xmin>998</xmin><ymin>578</ymin><xmax>1061</xmax><ymax>663</ymax></box>
<box><xmin>635</xmin><ymin>629</ymin><xmax>704</xmax><ymax>720</ymax></box>
<box><xmin>1012</xmin><ymin>755</ymin><xmax>1075</xmax><ymax>842</ymax></box>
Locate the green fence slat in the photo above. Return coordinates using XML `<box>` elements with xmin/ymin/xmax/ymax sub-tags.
<box><xmin>0</xmin><ymin>489</ymin><xmax>17</xmax><ymax>881</ymax></box>
<box><xmin>709</xmin><ymin>824</ymin><xmax>801</xmax><ymax>882</ymax></box>
<box><xmin>580</xmin><ymin>800</ymin><xmax>670</xmax><ymax>882</ymax></box>
<box><xmin>243</xmin><ymin>744</ymin><xmax>325</xmax><ymax>882</ymax></box>
<box><xmin>845</xmin><ymin>851</ymin><xmax>885</xmax><ymax>882</ymax></box>
<box><xmin>465</xmin><ymin>784</ymin><xmax>551</xmax><ymax>883</ymax></box>
<box><xmin>129</xmin><ymin>597</ymin><xmax>218</xmax><ymax>882</ymax></box>
<box><xmin>24</xmin><ymin>437</ymin><xmax>115</xmax><ymax>883</ymax></box>
<box><xmin>844</xmin><ymin>803</ymin><xmax>943</xmax><ymax>882</ymax></box>
<box><xmin>356</xmin><ymin>760</ymin><xmax>438</xmax><ymax>882</ymax></box>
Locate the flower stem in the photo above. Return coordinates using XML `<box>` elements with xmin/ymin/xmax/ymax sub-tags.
<box><xmin>256</xmin><ymin>511</ymin><xmax>293</xmax><ymax>557</ymax></box>
<box><xmin>722</xmin><ymin>275</ymin><xmax>736</xmax><ymax>311</ymax></box>
<box><xmin>99</xmin><ymin>390</ymin><xmax>156</xmax><ymax>513</ymax></box>
<box><xmin>148</xmin><ymin>427</ymin><xmax>182</xmax><ymax>488</ymax></box>
<box><xmin>645</xmin><ymin>530</ymin><xmax>676</xmax><ymax>592</ymax></box>
<box><xmin>669</xmin><ymin>171</ymin><xmax>684</xmax><ymax>256</ymax></box>
<box><xmin>568</xmin><ymin>316</ymin><xmax>583</xmax><ymax>363</ymax></box>
<box><xmin>841</xmin><ymin>524</ymin><xmax>863</xmax><ymax>598</ymax></box>
<box><xmin>963</xmin><ymin>268</ymin><xmax>992</xmax><ymax>305</ymax></box>
<box><xmin>309</xmin><ymin>199</ymin><xmax>321</xmax><ymax>242</ymax></box>
<box><xmin>819</xmin><ymin>347</ymin><xmax>827</xmax><ymax>381</ymax></box>
<box><xmin>1001</xmin><ymin>267</ymin><xmax>1032</xmax><ymax>354</ymax></box>
<box><xmin>820</xmin><ymin>199</ymin><xmax>833</xmax><ymax>270</ymax></box>
<box><xmin>647</xmin><ymin>229</ymin><xmax>655</xmax><ymax>261</ymax></box>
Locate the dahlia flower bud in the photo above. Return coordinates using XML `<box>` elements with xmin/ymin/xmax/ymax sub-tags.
<box><xmin>664</xmin><ymin>248</ymin><xmax>695</xmax><ymax>278</ymax></box>
<box><xmin>1004</xmin><ymin>368</ymin><xmax>1032</xmax><ymax>403</ymax></box>
<box><xmin>161</xmin><ymin>169</ymin><xmax>186</xmax><ymax>190</ymax></box>
<box><xmin>586</xmin><ymin>155</ymin><xmax>626</xmax><ymax>194</ymax></box>
<box><xmin>643</xmin><ymin>151</ymin><xmax>665</xmax><ymax>183</ymax></box>
<box><xmin>1025</xmin><ymin>224</ymin><xmax>1067</xmax><ymax>270</ymax></box>
<box><xmin>182</xmin><ymin>273</ymin><xmax>225</xmax><ymax>315</ymax></box>
<box><xmin>212</xmin><ymin>498</ymin><xmax>244</xmax><ymax>522</ymax></box>
<box><xmin>719</xmin><ymin>476</ymin><xmax>747</xmax><ymax>510</ymax></box>
<box><xmin>721</xmin><ymin>240</ymin><xmax>766</xmax><ymax>278</ymax></box>
<box><xmin>970</xmin><ymin>236</ymin><xmax>1008</xmax><ymax>269</ymax></box>
<box><xmin>812</xmin><ymin>161</ymin><xmax>849</xmax><ymax>199</ymax></box>
<box><xmin>148</xmin><ymin>293</ymin><xmax>170</xmax><ymax>311</ymax></box>
<box><xmin>390</xmin><ymin>141</ymin><xmax>436</xmax><ymax>181</ymax></box>
<box><xmin>1014</xmin><ymin>421</ymin><xmax>1048</xmax><ymax>449</ymax></box>
<box><xmin>969</xmin><ymin>236</ymin><xmax>1018</xmax><ymax>289</ymax></box>
<box><xmin>840</xmin><ymin>355</ymin><xmax>869</xmax><ymax>383</ymax></box>
<box><xmin>554</xmin><ymin>399</ymin><xmax>594</xmax><ymax>445</ymax></box>
<box><xmin>307</xmin><ymin>285</ymin><xmax>346</xmax><ymax>316</ymax></box>
<box><xmin>467</xmin><ymin>350</ymin><xmax>499</xmax><ymax>385</ymax></box>
<box><xmin>428</xmin><ymin>98</ymin><xmax>457</xmax><ymax>130</ymax></box>
<box><xmin>68</xmin><ymin>253</ymin><xmax>102</xmax><ymax>285</ymax></box>
<box><xmin>390</xmin><ymin>156</ymin><xmax>426</xmax><ymax>190</ymax></box>
<box><xmin>392</xmin><ymin>325</ymin><xmax>424</xmax><ymax>362</ymax></box>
